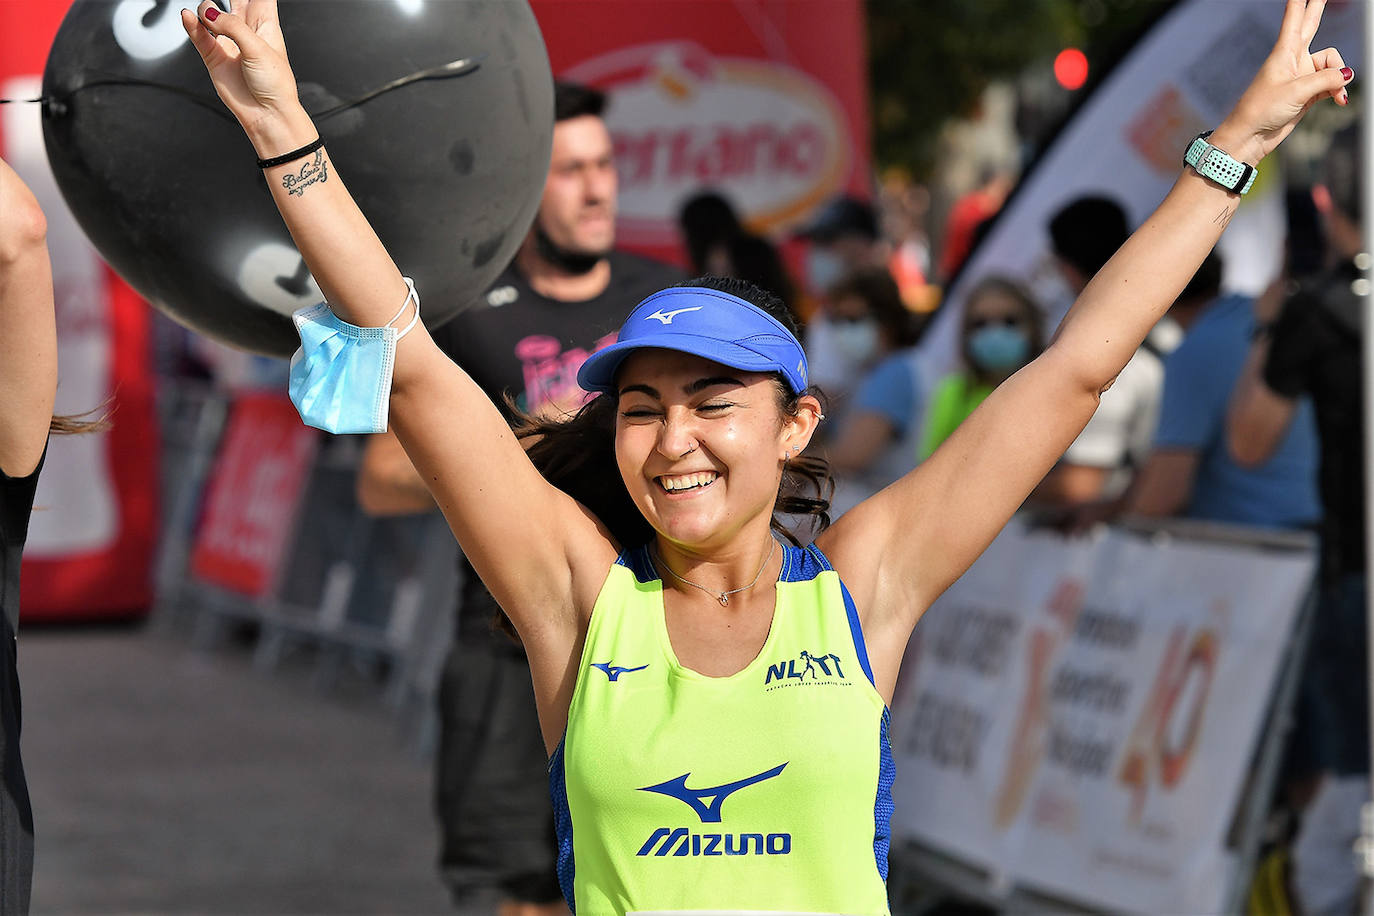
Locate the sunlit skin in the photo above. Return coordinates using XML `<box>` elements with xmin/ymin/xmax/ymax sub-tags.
<box><xmin>614</xmin><ymin>349</ymin><xmax>820</xmax><ymax>571</ymax></box>
<box><xmin>613</xmin><ymin>349</ymin><xmax>822</xmax><ymax>678</ymax></box>
<box><xmin>536</xmin><ymin>114</ymin><xmax>618</xmax><ymax>258</ymax></box>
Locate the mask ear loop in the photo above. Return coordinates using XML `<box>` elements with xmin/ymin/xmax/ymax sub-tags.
<box><xmin>387</xmin><ymin>277</ymin><xmax>422</xmax><ymax>340</ymax></box>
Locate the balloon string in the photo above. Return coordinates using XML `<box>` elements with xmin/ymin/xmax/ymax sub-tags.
<box><xmin>313</xmin><ymin>55</ymin><xmax>484</xmax><ymax>120</ymax></box>
<box><xmin>25</xmin><ymin>54</ymin><xmax>485</xmax><ymax>122</ymax></box>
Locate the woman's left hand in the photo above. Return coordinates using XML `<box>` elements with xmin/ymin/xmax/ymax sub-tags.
<box><xmin>1214</xmin><ymin>0</ymin><xmax>1351</xmax><ymax>164</ymax></box>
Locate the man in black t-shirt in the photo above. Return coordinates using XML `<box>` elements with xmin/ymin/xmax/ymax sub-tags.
<box><xmin>357</xmin><ymin>83</ymin><xmax>678</xmax><ymax>911</ymax></box>
<box><xmin>1227</xmin><ymin>124</ymin><xmax>1365</xmax><ymax>915</ymax></box>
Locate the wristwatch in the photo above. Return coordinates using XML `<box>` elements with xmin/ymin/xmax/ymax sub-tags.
<box><xmin>1185</xmin><ymin>131</ymin><xmax>1257</xmax><ymax>195</ymax></box>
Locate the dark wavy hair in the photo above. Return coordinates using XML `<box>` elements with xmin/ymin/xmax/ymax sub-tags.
<box><xmin>510</xmin><ymin>276</ymin><xmax>834</xmax><ymax>551</ymax></box>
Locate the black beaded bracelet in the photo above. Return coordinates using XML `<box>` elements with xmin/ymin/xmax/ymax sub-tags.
<box><xmin>256</xmin><ymin>137</ymin><xmax>324</xmax><ymax>170</ymax></box>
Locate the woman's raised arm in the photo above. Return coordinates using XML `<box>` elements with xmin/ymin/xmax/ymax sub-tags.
<box><xmin>0</xmin><ymin>160</ymin><xmax>57</xmax><ymax>478</ymax></box>
<box><xmin>827</xmin><ymin>0</ymin><xmax>1351</xmax><ymax>675</ymax></box>
<box><xmin>181</xmin><ymin>1</ymin><xmax>618</xmax><ymax>647</ymax></box>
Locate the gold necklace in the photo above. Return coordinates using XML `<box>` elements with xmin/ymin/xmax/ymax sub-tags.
<box><xmin>652</xmin><ymin>538</ymin><xmax>777</xmax><ymax>606</ymax></box>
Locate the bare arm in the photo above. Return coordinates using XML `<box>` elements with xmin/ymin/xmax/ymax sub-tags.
<box><xmin>821</xmin><ymin>0</ymin><xmax>1351</xmax><ymax>688</ymax></box>
<box><xmin>357</xmin><ymin>431</ymin><xmax>436</xmax><ymax>516</ymax></box>
<box><xmin>182</xmin><ymin>2</ymin><xmax>617</xmax><ymax>655</ymax></box>
<box><xmin>0</xmin><ymin>160</ymin><xmax>57</xmax><ymax>478</ymax></box>
<box><xmin>1032</xmin><ymin>463</ymin><xmax>1110</xmax><ymax>506</ymax></box>
<box><xmin>1124</xmin><ymin>449</ymin><xmax>1199</xmax><ymax>518</ymax></box>
<box><xmin>1228</xmin><ymin>335</ymin><xmax>1298</xmax><ymax>467</ymax></box>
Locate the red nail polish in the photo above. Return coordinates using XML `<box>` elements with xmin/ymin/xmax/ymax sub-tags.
<box><xmin>203</xmin><ymin>6</ymin><xmax>219</xmax><ymax>21</ymax></box>
<box><xmin>1341</xmin><ymin>67</ymin><xmax>1353</xmax><ymax>81</ymax></box>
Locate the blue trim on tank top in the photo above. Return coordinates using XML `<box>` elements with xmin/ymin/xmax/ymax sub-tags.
<box><xmin>547</xmin><ymin>738</ymin><xmax>576</xmax><ymax>911</ymax></box>
<box><xmin>874</xmin><ymin>708</ymin><xmax>896</xmax><ymax>879</ymax></box>
<box><xmin>618</xmin><ymin>544</ymin><xmax>659</xmax><ymax>584</ymax></box>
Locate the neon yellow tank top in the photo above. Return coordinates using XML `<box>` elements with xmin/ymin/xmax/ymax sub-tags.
<box><xmin>549</xmin><ymin>542</ymin><xmax>895</xmax><ymax>914</ymax></box>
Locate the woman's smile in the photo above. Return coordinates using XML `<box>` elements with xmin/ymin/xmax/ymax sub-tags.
<box><xmin>657</xmin><ymin>470</ymin><xmax>720</xmax><ymax>494</ymax></box>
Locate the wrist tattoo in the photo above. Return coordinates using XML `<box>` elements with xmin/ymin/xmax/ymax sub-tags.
<box><xmin>281</xmin><ymin>150</ymin><xmax>329</xmax><ymax>198</ymax></box>
<box><xmin>1212</xmin><ymin>205</ymin><xmax>1236</xmax><ymax>228</ymax></box>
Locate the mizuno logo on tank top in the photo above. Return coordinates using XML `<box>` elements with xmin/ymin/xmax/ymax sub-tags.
<box><xmin>635</xmin><ymin>763</ymin><xmax>792</xmax><ymax>858</ymax></box>
<box><xmin>592</xmin><ymin>662</ymin><xmax>648</xmax><ymax>682</ymax></box>
<box><xmin>639</xmin><ymin>762</ymin><xmax>787</xmax><ymax>822</ymax></box>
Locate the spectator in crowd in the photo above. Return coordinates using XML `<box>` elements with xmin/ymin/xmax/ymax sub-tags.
<box><xmin>797</xmin><ymin>194</ymin><xmax>891</xmax><ymax>410</ymax></box>
<box><xmin>819</xmin><ymin>268</ymin><xmax>927</xmax><ymax>517</ymax></box>
<box><xmin>1125</xmin><ymin>251</ymin><xmax>1319</xmax><ymax>527</ymax></box>
<box><xmin>878</xmin><ymin>173</ymin><xmax>939</xmax><ymax>314</ymax></box>
<box><xmin>1036</xmin><ymin>196</ymin><xmax>1174</xmax><ymax>506</ymax></box>
<box><xmin>1228</xmin><ymin>124</ymin><xmax>1365</xmax><ymax>914</ymax></box>
<box><xmin>678</xmin><ymin>190</ymin><xmax>741</xmax><ymax>276</ymax></box>
<box><xmin>919</xmin><ymin>275</ymin><xmax>1042</xmax><ymax>458</ymax></box>
<box><xmin>676</xmin><ymin>191</ymin><xmax>796</xmax><ymax>315</ymax></box>
<box><xmin>936</xmin><ymin>165</ymin><xmax>1014</xmax><ymax>281</ymax></box>
<box><xmin>357</xmin><ymin>82</ymin><xmax>679</xmax><ymax>914</ymax></box>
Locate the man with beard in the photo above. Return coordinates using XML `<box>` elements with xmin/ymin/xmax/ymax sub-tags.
<box><xmin>357</xmin><ymin>82</ymin><xmax>678</xmax><ymax>913</ymax></box>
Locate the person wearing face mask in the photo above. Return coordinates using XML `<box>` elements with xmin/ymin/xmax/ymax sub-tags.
<box><xmin>820</xmin><ymin>269</ymin><xmax>927</xmax><ymax>517</ymax></box>
<box><xmin>919</xmin><ymin>276</ymin><xmax>1043</xmax><ymax>458</ymax></box>
<box><xmin>796</xmin><ymin>196</ymin><xmax>890</xmax><ymax>409</ymax></box>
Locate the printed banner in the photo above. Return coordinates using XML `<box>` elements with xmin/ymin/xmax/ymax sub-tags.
<box><xmin>918</xmin><ymin>0</ymin><xmax>1365</xmax><ymax>377</ymax></box>
<box><xmin>1</xmin><ymin>0</ymin><xmax>159</xmax><ymax>620</ymax></box>
<box><xmin>532</xmin><ymin>0</ymin><xmax>870</xmax><ymax>264</ymax></box>
<box><xmin>891</xmin><ymin>520</ymin><xmax>1314</xmax><ymax>913</ymax></box>
<box><xmin>189</xmin><ymin>394</ymin><xmax>318</xmax><ymax>598</ymax></box>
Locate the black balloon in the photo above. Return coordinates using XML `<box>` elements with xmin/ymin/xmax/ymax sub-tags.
<box><xmin>43</xmin><ymin>0</ymin><xmax>553</xmax><ymax>356</ymax></box>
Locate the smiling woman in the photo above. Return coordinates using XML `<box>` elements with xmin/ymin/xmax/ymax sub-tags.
<box><xmin>179</xmin><ymin>0</ymin><xmax>1353</xmax><ymax>911</ymax></box>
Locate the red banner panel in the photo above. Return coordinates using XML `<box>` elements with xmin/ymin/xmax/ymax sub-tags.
<box><xmin>190</xmin><ymin>394</ymin><xmax>318</xmax><ymax>598</ymax></box>
<box><xmin>531</xmin><ymin>0</ymin><xmax>870</xmax><ymax>265</ymax></box>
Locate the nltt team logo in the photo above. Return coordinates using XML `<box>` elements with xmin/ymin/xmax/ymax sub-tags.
<box><xmin>764</xmin><ymin>649</ymin><xmax>848</xmax><ymax>690</ymax></box>
<box><xmin>635</xmin><ymin>763</ymin><xmax>791</xmax><ymax>857</ymax></box>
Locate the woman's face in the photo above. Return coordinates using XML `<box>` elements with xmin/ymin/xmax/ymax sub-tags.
<box><xmin>613</xmin><ymin>350</ymin><xmax>807</xmax><ymax>549</ymax></box>
<box><xmin>964</xmin><ymin>289</ymin><xmax>1032</xmax><ymax>374</ymax></box>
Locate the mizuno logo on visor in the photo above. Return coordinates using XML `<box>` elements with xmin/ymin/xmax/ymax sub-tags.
<box><xmin>646</xmin><ymin>306</ymin><xmax>704</xmax><ymax>325</ymax></box>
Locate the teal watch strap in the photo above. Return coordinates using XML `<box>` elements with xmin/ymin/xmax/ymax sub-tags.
<box><xmin>1184</xmin><ymin>130</ymin><xmax>1257</xmax><ymax>195</ymax></box>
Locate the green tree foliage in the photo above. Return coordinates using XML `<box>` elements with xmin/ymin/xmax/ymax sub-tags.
<box><xmin>868</xmin><ymin>0</ymin><xmax>1168</xmax><ymax>178</ymax></box>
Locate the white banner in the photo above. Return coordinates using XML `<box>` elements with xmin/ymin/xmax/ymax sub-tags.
<box><xmin>919</xmin><ymin>0</ymin><xmax>1365</xmax><ymax>378</ymax></box>
<box><xmin>891</xmin><ymin>519</ymin><xmax>1314</xmax><ymax>913</ymax></box>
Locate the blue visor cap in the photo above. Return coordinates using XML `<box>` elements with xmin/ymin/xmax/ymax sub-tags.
<box><xmin>577</xmin><ymin>288</ymin><xmax>809</xmax><ymax>395</ymax></box>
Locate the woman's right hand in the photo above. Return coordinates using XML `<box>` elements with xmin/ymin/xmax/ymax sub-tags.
<box><xmin>180</xmin><ymin>0</ymin><xmax>311</xmax><ymax>153</ymax></box>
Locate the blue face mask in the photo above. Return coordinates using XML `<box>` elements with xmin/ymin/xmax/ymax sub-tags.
<box><xmin>288</xmin><ymin>278</ymin><xmax>420</xmax><ymax>434</ymax></box>
<box><xmin>967</xmin><ymin>324</ymin><xmax>1029</xmax><ymax>373</ymax></box>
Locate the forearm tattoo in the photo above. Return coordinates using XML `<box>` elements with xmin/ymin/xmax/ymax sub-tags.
<box><xmin>281</xmin><ymin>150</ymin><xmax>329</xmax><ymax>197</ymax></box>
<box><xmin>1213</xmin><ymin>204</ymin><xmax>1237</xmax><ymax>228</ymax></box>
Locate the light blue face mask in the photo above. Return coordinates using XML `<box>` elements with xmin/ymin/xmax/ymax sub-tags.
<box><xmin>288</xmin><ymin>278</ymin><xmax>420</xmax><ymax>434</ymax></box>
<box><xmin>967</xmin><ymin>324</ymin><xmax>1029</xmax><ymax>373</ymax></box>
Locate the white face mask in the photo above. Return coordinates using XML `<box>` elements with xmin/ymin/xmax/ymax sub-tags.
<box><xmin>830</xmin><ymin>319</ymin><xmax>880</xmax><ymax>366</ymax></box>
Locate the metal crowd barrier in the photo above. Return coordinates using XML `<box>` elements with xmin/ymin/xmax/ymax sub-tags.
<box><xmin>151</xmin><ymin>382</ymin><xmax>461</xmax><ymax>756</ymax></box>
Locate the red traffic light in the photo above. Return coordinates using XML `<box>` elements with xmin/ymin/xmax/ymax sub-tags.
<box><xmin>1054</xmin><ymin>48</ymin><xmax>1089</xmax><ymax>90</ymax></box>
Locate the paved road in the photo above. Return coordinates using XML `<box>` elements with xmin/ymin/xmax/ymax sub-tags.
<box><xmin>16</xmin><ymin>624</ymin><xmax>462</xmax><ymax>915</ymax></box>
